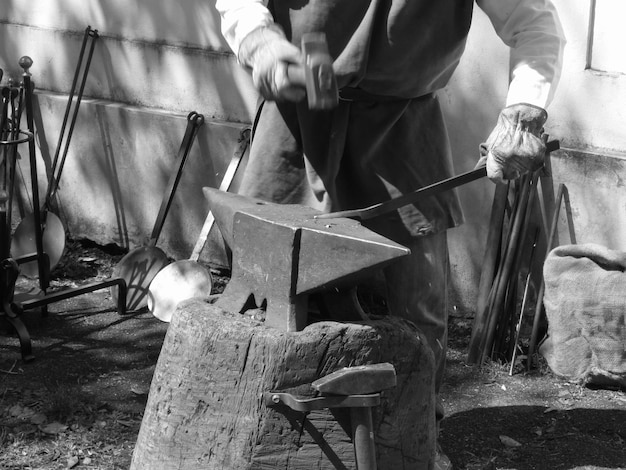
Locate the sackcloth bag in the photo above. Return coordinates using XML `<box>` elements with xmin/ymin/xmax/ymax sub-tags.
<box><xmin>540</xmin><ymin>243</ymin><xmax>626</xmax><ymax>387</ymax></box>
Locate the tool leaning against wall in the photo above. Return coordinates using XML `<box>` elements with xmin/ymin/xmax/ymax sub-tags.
<box><xmin>110</xmin><ymin>112</ymin><xmax>204</xmax><ymax>312</ymax></box>
<box><xmin>11</xmin><ymin>26</ymin><xmax>99</xmax><ymax>278</ymax></box>
<box><xmin>147</xmin><ymin>127</ymin><xmax>250</xmax><ymax>323</ymax></box>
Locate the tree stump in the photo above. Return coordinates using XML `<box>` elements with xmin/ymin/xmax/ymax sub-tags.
<box><xmin>131</xmin><ymin>298</ymin><xmax>436</xmax><ymax>469</ymax></box>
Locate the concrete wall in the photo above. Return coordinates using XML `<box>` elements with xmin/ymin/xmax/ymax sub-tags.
<box><xmin>0</xmin><ymin>0</ymin><xmax>255</xmax><ymax>261</ymax></box>
<box><xmin>1</xmin><ymin>1</ymin><xmax>624</xmax><ymax>314</ymax></box>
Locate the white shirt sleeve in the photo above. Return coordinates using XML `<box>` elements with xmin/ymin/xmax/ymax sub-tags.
<box><xmin>216</xmin><ymin>0</ymin><xmax>566</xmax><ymax>108</ymax></box>
<box><xmin>477</xmin><ymin>0</ymin><xmax>566</xmax><ymax>108</ymax></box>
<box><xmin>215</xmin><ymin>0</ymin><xmax>274</xmax><ymax>57</ymax></box>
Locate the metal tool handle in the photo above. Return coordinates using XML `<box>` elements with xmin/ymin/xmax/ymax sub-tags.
<box><xmin>44</xmin><ymin>26</ymin><xmax>99</xmax><ymax>207</ymax></box>
<box><xmin>351</xmin><ymin>407</ymin><xmax>377</xmax><ymax>470</ymax></box>
<box><xmin>21</xmin><ymin>58</ymin><xmax>48</xmax><ymax>287</ymax></box>
<box><xmin>189</xmin><ymin>127</ymin><xmax>249</xmax><ymax>261</ymax></box>
<box><xmin>264</xmin><ymin>392</ymin><xmax>380</xmax><ymax>412</ymax></box>
<box><xmin>286</xmin><ymin>32</ymin><xmax>338</xmax><ymax>110</ymax></box>
<box><xmin>0</xmin><ymin>87</ymin><xmax>10</xmax><ymax>139</ymax></box>
<box><xmin>316</xmin><ymin>140</ymin><xmax>560</xmax><ymax>221</ymax></box>
<box><xmin>149</xmin><ymin>112</ymin><xmax>204</xmax><ymax>246</ymax></box>
<box><xmin>316</xmin><ymin>165</ymin><xmax>487</xmax><ymax>221</ymax></box>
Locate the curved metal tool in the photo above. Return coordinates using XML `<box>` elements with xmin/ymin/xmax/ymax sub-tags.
<box><xmin>147</xmin><ymin>127</ymin><xmax>250</xmax><ymax>322</ymax></box>
<box><xmin>111</xmin><ymin>111</ymin><xmax>204</xmax><ymax>311</ymax></box>
<box><xmin>13</xmin><ymin>27</ymin><xmax>99</xmax><ymax>277</ymax></box>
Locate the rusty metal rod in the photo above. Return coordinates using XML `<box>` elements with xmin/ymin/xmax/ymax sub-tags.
<box><xmin>45</xmin><ymin>26</ymin><xmax>99</xmax><ymax>210</ymax></box>
<box><xmin>467</xmin><ymin>182</ymin><xmax>509</xmax><ymax>363</ymax></box>
<box><xmin>20</xmin><ymin>57</ymin><xmax>48</xmax><ymax>292</ymax></box>
<box><xmin>527</xmin><ymin>183</ymin><xmax>567</xmax><ymax>370</ymax></box>
<box><xmin>479</xmin><ymin>171</ymin><xmax>535</xmax><ymax>363</ymax></box>
<box><xmin>315</xmin><ymin>165</ymin><xmax>487</xmax><ymax>220</ymax></box>
<box><xmin>509</xmin><ymin>227</ymin><xmax>539</xmax><ymax>375</ymax></box>
<box><xmin>495</xmin><ymin>172</ymin><xmax>540</xmax><ymax>358</ymax></box>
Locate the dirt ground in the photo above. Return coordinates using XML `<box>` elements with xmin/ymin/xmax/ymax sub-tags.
<box><xmin>1</xmin><ymin>239</ymin><xmax>625</xmax><ymax>470</ymax></box>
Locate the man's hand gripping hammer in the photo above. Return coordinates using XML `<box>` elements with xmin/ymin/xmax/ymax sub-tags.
<box><xmin>288</xmin><ymin>32</ymin><xmax>339</xmax><ymax>110</ymax></box>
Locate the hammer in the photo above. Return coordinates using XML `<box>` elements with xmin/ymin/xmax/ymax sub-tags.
<box><xmin>287</xmin><ymin>32</ymin><xmax>338</xmax><ymax>110</ymax></box>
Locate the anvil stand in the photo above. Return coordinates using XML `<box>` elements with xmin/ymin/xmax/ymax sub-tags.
<box><xmin>0</xmin><ymin>58</ymin><xmax>127</xmax><ymax>362</ymax></box>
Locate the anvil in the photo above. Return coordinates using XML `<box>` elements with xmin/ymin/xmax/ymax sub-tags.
<box><xmin>203</xmin><ymin>188</ymin><xmax>411</xmax><ymax>332</ymax></box>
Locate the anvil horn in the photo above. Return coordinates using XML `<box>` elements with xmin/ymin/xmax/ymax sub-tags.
<box><xmin>203</xmin><ymin>187</ymin><xmax>410</xmax><ymax>331</ymax></box>
<box><xmin>202</xmin><ymin>187</ymin><xmax>259</xmax><ymax>249</ymax></box>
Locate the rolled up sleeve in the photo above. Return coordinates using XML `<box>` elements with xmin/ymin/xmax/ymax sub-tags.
<box><xmin>478</xmin><ymin>0</ymin><xmax>566</xmax><ymax>108</ymax></box>
<box><xmin>215</xmin><ymin>0</ymin><xmax>274</xmax><ymax>56</ymax></box>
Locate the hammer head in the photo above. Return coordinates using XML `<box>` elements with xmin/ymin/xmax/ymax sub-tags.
<box><xmin>289</xmin><ymin>32</ymin><xmax>338</xmax><ymax>110</ymax></box>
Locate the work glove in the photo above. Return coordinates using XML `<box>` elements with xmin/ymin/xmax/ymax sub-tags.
<box><xmin>478</xmin><ymin>103</ymin><xmax>548</xmax><ymax>184</ymax></box>
<box><xmin>238</xmin><ymin>25</ymin><xmax>306</xmax><ymax>102</ymax></box>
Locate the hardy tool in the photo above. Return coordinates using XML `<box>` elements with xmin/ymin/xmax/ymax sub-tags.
<box><xmin>264</xmin><ymin>363</ymin><xmax>397</xmax><ymax>470</ymax></box>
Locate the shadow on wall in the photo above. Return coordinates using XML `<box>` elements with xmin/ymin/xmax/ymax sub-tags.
<box><xmin>1</xmin><ymin>0</ymin><xmax>252</xmax><ymax>121</ymax></box>
<box><xmin>1</xmin><ymin>0</ymin><xmax>254</xmax><ymax>254</ymax></box>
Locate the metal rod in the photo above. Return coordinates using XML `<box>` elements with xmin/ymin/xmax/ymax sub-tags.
<box><xmin>509</xmin><ymin>227</ymin><xmax>539</xmax><ymax>375</ymax></box>
<box><xmin>527</xmin><ymin>183</ymin><xmax>566</xmax><ymax>370</ymax></box>
<box><xmin>350</xmin><ymin>407</ymin><xmax>377</xmax><ymax>470</ymax></box>
<box><xmin>20</xmin><ymin>277</ymin><xmax>127</xmax><ymax>315</ymax></box>
<box><xmin>315</xmin><ymin>166</ymin><xmax>487</xmax><ymax>220</ymax></box>
<box><xmin>46</xmin><ymin>26</ymin><xmax>91</xmax><ymax>187</ymax></box>
<box><xmin>467</xmin><ymin>182</ymin><xmax>509</xmax><ymax>363</ymax></box>
<box><xmin>479</xmin><ymin>172</ymin><xmax>534</xmax><ymax>363</ymax></box>
<box><xmin>46</xmin><ymin>26</ymin><xmax>99</xmax><ymax>206</ymax></box>
<box><xmin>495</xmin><ymin>172</ymin><xmax>540</xmax><ymax>357</ymax></box>
<box><xmin>20</xmin><ymin>57</ymin><xmax>48</xmax><ymax>292</ymax></box>
<box><xmin>148</xmin><ymin>112</ymin><xmax>204</xmax><ymax>245</ymax></box>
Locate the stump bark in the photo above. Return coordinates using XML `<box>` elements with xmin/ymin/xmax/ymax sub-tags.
<box><xmin>131</xmin><ymin>298</ymin><xmax>436</xmax><ymax>469</ymax></box>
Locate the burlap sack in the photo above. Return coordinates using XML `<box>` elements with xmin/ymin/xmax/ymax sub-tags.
<box><xmin>540</xmin><ymin>243</ymin><xmax>626</xmax><ymax>387</ymax></box>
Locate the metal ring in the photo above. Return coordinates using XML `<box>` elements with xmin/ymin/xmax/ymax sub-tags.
<box><xmin>0</xmin><ymin>129</ymin><xmax>34</xmax><ymax>146</ymax></box>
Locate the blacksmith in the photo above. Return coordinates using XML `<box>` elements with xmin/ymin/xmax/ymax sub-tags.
<box><xmin>215</xmin><ymin>1</ymin><xmax>565</xmax><ymax>468</ymax></box>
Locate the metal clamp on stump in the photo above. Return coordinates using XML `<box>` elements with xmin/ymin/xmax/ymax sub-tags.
<box><xmin>264</xmin><ymin>363</ymin><xmax>396</xmax><ymax>470</ymax></box>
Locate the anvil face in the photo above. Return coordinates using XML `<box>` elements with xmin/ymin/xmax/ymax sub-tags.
<box><xmin>204</xmin><ymin>188</ymin><xmax>410</xmax><ymax>331</ymax></box>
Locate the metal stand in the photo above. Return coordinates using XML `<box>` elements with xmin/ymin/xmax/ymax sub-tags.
<box><xmin>264</xmin><ymin>363</ymin><xmax>397</xmax><ymax>470</ymax></box>
<box><xmin>0</xmin><ymin>56</ymin><xmax>127</xmax><ymax>362</ymax></box>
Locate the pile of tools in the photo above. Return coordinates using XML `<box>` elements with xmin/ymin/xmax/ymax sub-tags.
<box><xmin>466</xmin><ymin>139</ymin><xmax>572</xmax><ymax>371</ymax></box>
<box><xmin>0</xmin><ymin>26</ymin><xmax>128</xmax><ymax>362</ymax></box>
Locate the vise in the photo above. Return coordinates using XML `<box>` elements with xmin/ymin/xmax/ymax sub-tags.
<box><xmin>204</xmin><ymin>187</ymin><xmax>410</xmax><ymax>331</ymax></box>
<box><xmin>264</xmin><ymin>363</ymin><xmax>397</xmax><ymax>470</ymax></box>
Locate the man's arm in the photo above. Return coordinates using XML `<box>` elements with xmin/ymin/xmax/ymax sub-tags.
<box><xmin>215</xmin><ymin>0</ymin><xmax>305</xmax><ymax>102</ymax></box>
<box><xmin>477</xmin><ymin>0</ymin><xmax>565</xmax><ymax>182</ymax></box>
<box><xmin>215</xmin><ymin>0</ymin><xmax>273</xmax><ymax>56</ymax></box>
<box><xmin>478</xmin><ymin>0</ymin><xmax>566</xmax><ymax>108</ymax></box>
